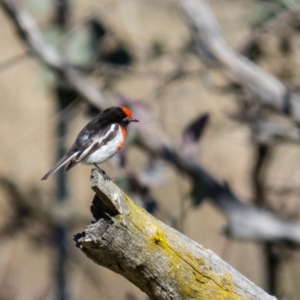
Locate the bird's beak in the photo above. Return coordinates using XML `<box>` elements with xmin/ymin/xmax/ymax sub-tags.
<box><xmin>130</xmin><ymin>118</ymin><xmax>139</xmax><ymax>122</ymax></box>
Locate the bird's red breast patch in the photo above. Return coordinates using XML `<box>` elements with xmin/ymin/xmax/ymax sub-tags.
<box><xmin>121</xmin><ymin>106</ymin><xmax>132</xmax><ymax>118</ymax></box>
<box><xmin>117</xmin><ymin>126</ymin><xmax>126</xmax><ymax>150</ymax></box>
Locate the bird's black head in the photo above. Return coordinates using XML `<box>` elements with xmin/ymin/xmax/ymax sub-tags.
<box><xmin>102</xmin><ymin>106</ymin><xmax>139</xmax><ymax>127</ymax></box>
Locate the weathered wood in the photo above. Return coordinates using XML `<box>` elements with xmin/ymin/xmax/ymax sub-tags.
<box><xmin>74</xmin><ymin>170</ymin><xmax>276</xmax><ymax>300</ymax></box>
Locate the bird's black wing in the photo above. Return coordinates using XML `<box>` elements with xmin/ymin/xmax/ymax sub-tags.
<box><xmin>65</xmin><ymin>124</ymin><xmax>119</xmax><ymax>172</ymax></box>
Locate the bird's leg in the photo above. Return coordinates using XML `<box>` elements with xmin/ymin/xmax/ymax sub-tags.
<box><xmin>93</xmin><ymin>163</ymin><xmax>111</xmax><ymax>181</ymax></box>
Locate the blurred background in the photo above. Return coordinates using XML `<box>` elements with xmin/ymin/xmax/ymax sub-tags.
<box><xmin>1</xmin><ymin>0</ymin><xmax>300</xmax><ymax>299</ymax></box>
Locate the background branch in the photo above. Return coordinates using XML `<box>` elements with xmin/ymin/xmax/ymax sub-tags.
<box><xmin>137</xmin><ymin>133</ymin><xmax>300</xmax><ymax>244</ymax></box>
<box><xmin>3</xmin><ymin>0</ymin><xmax>300</xmax><ymax>246</ymax></box>
<box><xmin>1</xmin><ymin>0</ymin><xmax>109</xmax><ymax>109</ymax></box>
<box><xmin>181</xmin><ymin>0</ymin><xmax>300</xmax><ymax>121</ymax></box>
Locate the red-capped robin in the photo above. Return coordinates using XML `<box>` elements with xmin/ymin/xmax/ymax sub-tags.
<box><xmin>41</xmin><ymin>106</ymin><xmax>139</xmax><ymax>181</ymax></box>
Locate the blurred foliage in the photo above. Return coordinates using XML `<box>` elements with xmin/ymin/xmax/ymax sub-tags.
<box><xmin>250</xmin><ymin>0</ymin><xmax>300</xmax><ymax>27</ymax></box>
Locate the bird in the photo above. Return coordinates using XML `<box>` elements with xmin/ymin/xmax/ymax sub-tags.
<box><xmin>41</xmin><ymin>106</ymin><xmax>139</xmax><ymax>181</ymax></box>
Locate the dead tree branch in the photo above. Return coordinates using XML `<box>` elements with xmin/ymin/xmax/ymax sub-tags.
<box><xmin>181</xmin><ymin>0</ymin><xmax>300</xmax><ymax>121</ymax></box>
<box><xmin>3</xmin><ymin>0</ymin><xmax>300</xmax><ymax>245</ymax></box>
<box><xmin>75</xmin><ymin>169</ymin><xmax>276</xmax><ymax>300</ymax></box>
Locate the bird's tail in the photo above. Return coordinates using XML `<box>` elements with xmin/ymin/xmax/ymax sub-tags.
<box><xmin>41</xmin><ymin>153</ymin><xmax>75</xmax><ymax>180</ymax></box>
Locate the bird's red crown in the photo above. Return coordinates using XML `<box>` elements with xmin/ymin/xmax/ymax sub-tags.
<box><xmin>121</xmin><ymin>106</ymin><xmax>132</xmax><ymax>118</ymax></box>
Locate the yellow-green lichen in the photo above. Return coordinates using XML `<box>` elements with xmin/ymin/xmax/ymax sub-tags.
<box><xmin>118</xmin><ymin>190</ymin><xmax>247</xmax><ymax>299</ymax></box>
<box><xmin>149</xmin><ymin>229</ymin><xmax>169</xmax><ymax>249</ymax></box>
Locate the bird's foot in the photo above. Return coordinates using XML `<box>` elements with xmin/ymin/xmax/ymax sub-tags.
<box><xmin>93</xmin><ymin>164</ymin><xmax>111</xmax><ymax>182</ymax></box>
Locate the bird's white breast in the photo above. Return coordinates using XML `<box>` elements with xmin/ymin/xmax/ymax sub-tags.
<box><xmin>82</xmin><ymin>124</ymin><xmax>124</xmax><ymax>165</ymax></box>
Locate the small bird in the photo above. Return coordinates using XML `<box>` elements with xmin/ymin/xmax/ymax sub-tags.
<box><xmin>41</xmin><ymin>106</ymin><xmax>139</xmax><ymax>181</ymax></box>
